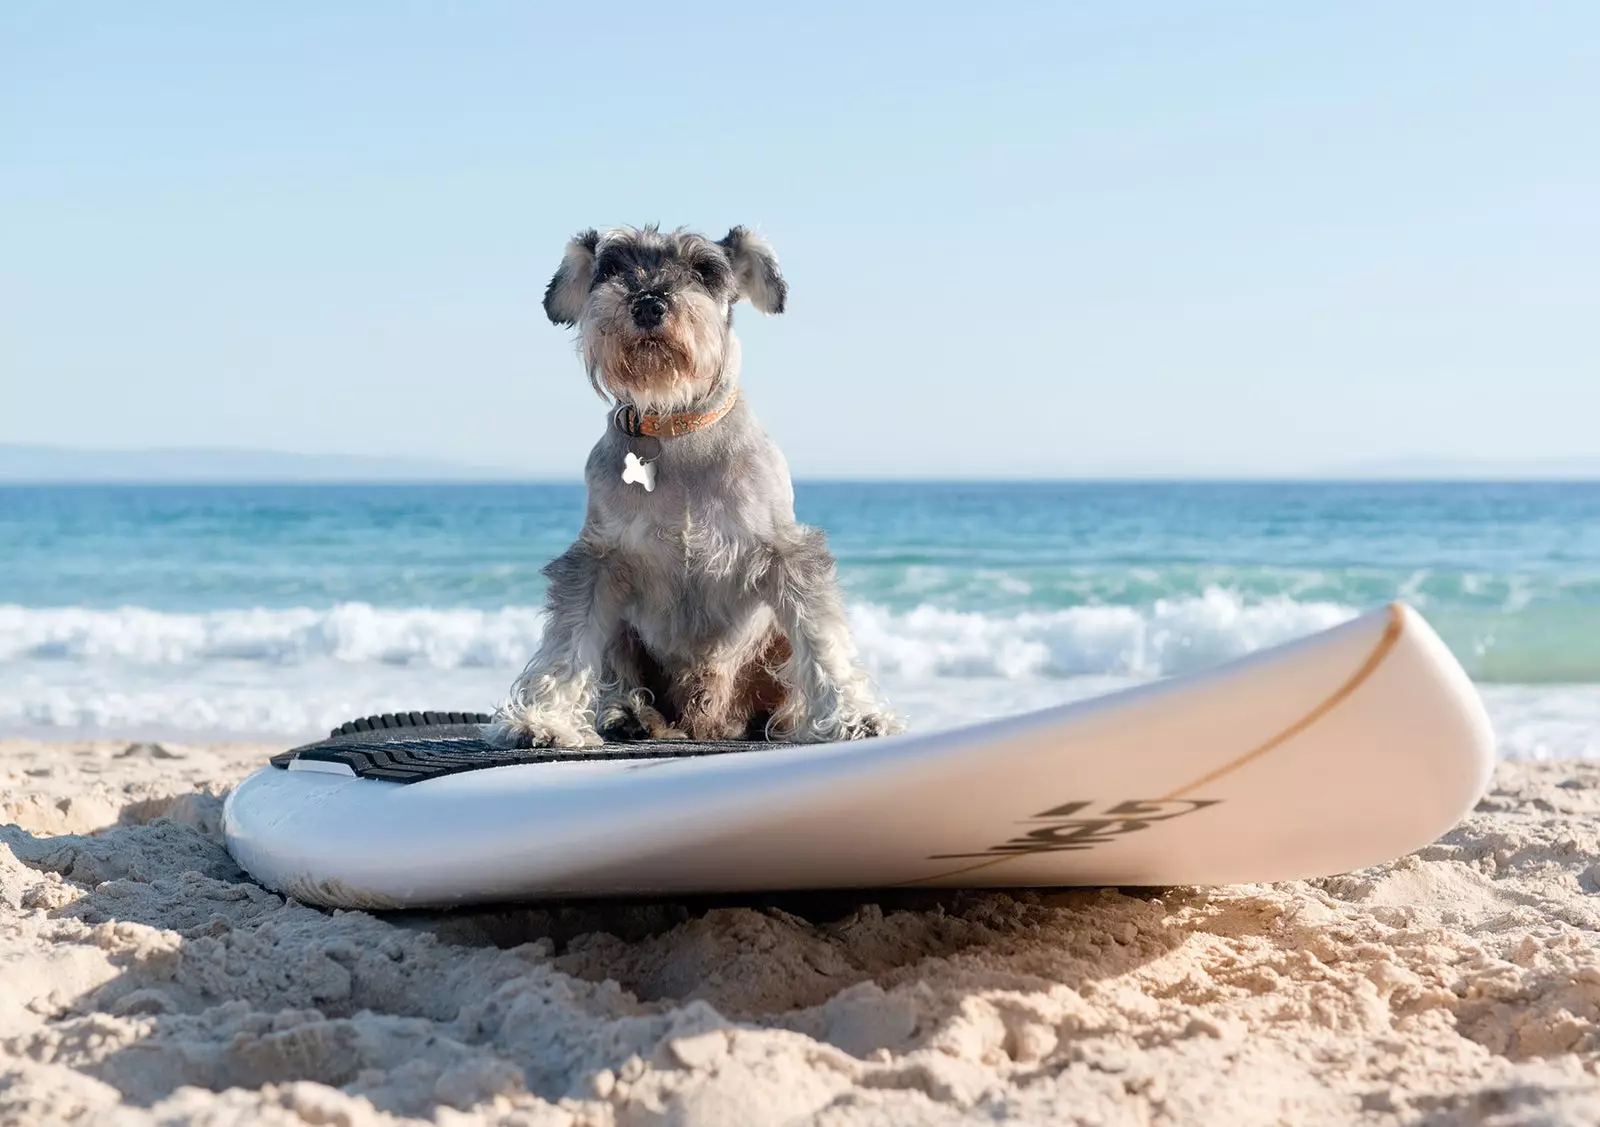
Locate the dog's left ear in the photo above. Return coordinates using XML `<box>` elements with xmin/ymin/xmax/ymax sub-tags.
<box><xmin>543</xmin><ymin>229</ymin><xmax>599</xmax><ymax>326</ymax></box>
<box><xmin>717</xmin><ymin>227</ymin><xmax>787</xmax><ymax>314</ymax></box>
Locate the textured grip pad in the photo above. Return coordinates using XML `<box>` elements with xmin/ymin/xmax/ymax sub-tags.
<box><xmin>272</xmin><ymin>722</ymin><xmax>765</xmax><ymax>783</ymax></box>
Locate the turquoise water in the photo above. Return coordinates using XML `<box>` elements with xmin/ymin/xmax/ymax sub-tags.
<box><xmin>3</xmin><ymin>482</ymin><xmax>1598</xmax><ymax>750</ymax></box>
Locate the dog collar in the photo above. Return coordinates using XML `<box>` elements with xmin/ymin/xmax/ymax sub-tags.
<box><xmin>612</xmin><ymin>390</ymin><xmax>740</xmax><ymax>440</ymax></box>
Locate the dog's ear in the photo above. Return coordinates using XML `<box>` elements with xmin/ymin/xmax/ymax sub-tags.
<box><xmin>543</xmin><ymin>229</ymin><xmax>600</xmax><ymax>326</ymax></box>
<box><xmin>717</xmin><ymin>227</ymin><xmax>787</xmax><ymax>314</ymax></box>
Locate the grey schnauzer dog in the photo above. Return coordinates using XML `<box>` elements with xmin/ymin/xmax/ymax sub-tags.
<box><xmin>489</xmin><ymin>224</ymin><xmax>901</xmax><ymax>749</ymax></box>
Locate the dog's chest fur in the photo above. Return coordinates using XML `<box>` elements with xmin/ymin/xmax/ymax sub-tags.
<box><xmin>582</xmin><ymin>401</ymin><xmax>793</xmax><ymax>662</ymax></box>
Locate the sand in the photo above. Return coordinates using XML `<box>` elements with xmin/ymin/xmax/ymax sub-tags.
<box><xmin>3</xmin><ymin>740</ymin><xmax>1600</xmax><ymax>1126</ymax></box>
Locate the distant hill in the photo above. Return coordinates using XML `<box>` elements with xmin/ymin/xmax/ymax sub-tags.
<box><xmin>0</xmin><ymin>444</ymin><xmax>528</xmax><ymax>483</ymax></box>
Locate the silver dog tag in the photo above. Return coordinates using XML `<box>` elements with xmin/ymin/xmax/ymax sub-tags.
<box><xmin>622</xmin><ymin>451</ymin><xmax>656</xmax><ymax>492</ymax></box>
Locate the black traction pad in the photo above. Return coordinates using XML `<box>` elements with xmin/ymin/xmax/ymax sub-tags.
<box><xmin>271</xmin><ymin>722</ymin><xmax>767</xmax><ymax>783</ymax></box>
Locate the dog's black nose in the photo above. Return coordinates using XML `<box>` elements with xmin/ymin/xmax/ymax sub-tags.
<box><xmin>631</xmin><ymin>294</ymin><xmax>668</xmax><ymax>329</ymax></box>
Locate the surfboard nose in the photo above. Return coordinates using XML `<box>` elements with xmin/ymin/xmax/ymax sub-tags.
<box><xmin>1389</xmin><ymin>599</ymin><xmax>1497</xmax><ymax>796</ymax></box>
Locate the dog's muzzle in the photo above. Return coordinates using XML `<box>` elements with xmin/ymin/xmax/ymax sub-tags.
<box><xmin>630</xmin><ymin>294</ymin><xmax>668</xmax><ymax>330</ymax></box>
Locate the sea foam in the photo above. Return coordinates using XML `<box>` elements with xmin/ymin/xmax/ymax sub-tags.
<box><xmin>2</xmin><ymin>594</ymin><xmax>1598</xmax><ymax>755</ymax></box>
<box><xmin>0</xmin><ymin>590</ymin><xmax>1354</xmax><ymax>679</ymax></box>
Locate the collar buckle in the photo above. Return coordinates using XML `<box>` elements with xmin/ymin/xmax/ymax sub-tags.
<box><xmin>612</xmin><ymin>404</ymin><xmax>644</xmax><ymax>438</ymax></box>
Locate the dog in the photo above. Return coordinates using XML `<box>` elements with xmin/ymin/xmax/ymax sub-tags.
<box><xmin>489</xmin><ymin>224</ymin><xmax>901</xmax><ymax>749</ymax></box>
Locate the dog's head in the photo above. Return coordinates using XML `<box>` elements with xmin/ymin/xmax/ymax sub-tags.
<box><xmin>542</xmin><ymin>225</ymin><xmax>786</xmax><ymax>411</ymax></box>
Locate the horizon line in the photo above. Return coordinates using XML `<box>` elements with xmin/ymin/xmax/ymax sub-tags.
<box><xmin>5</xmin><ymin>475</ymin><xmax>1600</xmax><ymax>488</ymax></box>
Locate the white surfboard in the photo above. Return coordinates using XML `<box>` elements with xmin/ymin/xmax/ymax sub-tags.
<box><xmin>223</xmin><ymin>603</ymin><xmax>1494</xmax><ymax>909</ymax></box>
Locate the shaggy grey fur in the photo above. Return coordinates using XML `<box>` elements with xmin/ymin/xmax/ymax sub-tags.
<box><xmin>490</xmin><ymin>225</ymin><xmax>900</xmax><ymax>748</ymax></box>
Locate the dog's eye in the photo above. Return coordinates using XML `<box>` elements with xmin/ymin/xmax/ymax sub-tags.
<box><xmin>692</xmin><ymin>257</ymin><xmax>731</xmax><ymax>293</ymax></box>
<box><xmin>592</xmin><ymin>256</ymin><xmax>624</xmax><ymax>285</ymax></box>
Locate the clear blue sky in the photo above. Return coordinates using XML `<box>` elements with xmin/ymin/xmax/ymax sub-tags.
<box><xmin>3</xmin><ymin>2</ymin><xmax>1595</xmax><ymax>478</ymax></box>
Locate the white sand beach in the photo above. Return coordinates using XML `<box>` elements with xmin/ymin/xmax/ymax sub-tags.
<box><xmin>3</xmin><ymin>739</ymin><xmax>1599</xmax><ymax>1125</ymax></box>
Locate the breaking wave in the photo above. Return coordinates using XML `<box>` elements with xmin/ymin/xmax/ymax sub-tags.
<box><xmin>0</xmin><ymin>591</ymin><xmax>1355</xmax><ymax>680</ymax></box>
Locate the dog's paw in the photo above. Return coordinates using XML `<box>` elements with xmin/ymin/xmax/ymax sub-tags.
<box><xmin>599</xmin><ymin>698</ymin><xmax>687</xmax><ymax>742</ymax></box>
<box><xmin>486</xmin><ymin>710</ymin><xmax>603</xmax><ymax>750</ymax></box>
<box><xmin>839</xmin><ymin>709</ymin><xmax>905</xmax><ymax>740</ymax></box>
<box><xmin>524</xmin><ymin>724</ymin><xmax>606</xmax><ymax>750</ymax></box>
<box><xmin>682</xmin><ymin>714</ymin><xmax>752</xmax><ymax>741</ymax></box>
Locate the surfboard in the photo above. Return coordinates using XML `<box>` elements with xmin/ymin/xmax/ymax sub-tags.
<box><xmin>222</xmin><ymin>602</ymin><xmax>1494</xmax><ymax>909</ymax></box>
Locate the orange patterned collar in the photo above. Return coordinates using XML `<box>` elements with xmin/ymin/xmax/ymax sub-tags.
<box><xmin>612</xmin><ymin>390</ymin><xmax>740</xmax><ymax>440</ymax></box>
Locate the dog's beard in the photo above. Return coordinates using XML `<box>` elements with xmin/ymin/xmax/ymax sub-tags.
<box><xmin>588</xmin><ymin>331</ymin><xmax>697</xmax><ymax>406</ymax></box>
<box><xmin>582</xmin><ymin>297</ymin><xmax>728</xmax><ymax>411</ymax></box>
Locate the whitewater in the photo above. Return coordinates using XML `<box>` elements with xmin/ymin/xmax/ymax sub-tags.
<box><xmin>3</xmin><ymin>481</ymin><xmax>1598</xmax><ymax>755</ymax></box>
<box><xmin>1</xmin><ymin>592</ymin><xmax>1595</xmax><ymax>758</ymax></box>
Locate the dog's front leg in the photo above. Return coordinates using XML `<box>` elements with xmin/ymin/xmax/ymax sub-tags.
<box><xmin>489</xmin><ymin>540</ymin><xmax>621</xmax><ymax>748</ymax></box>
<box><xmin>759</xmin><ymin>530</ymin><xmax>903</xmax><ymax>742</ymax></box>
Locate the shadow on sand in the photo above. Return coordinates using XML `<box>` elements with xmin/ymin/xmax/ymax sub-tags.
<box><xmin>0</xmin><ymin>785</ymin><xmax>1224</xmax><ymax>1119</ymax></box>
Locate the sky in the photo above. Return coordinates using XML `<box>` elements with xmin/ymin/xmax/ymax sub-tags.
<box><xmin>2</xmin><ymin>2</ymin><xmax>1596</xmax><ymax>479</ymax></box>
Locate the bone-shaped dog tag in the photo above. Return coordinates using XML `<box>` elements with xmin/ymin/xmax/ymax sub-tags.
<box><xmin>622</xmin><ymin>451</ymin><xmax>656</xmax><ymax>492</ymax></box>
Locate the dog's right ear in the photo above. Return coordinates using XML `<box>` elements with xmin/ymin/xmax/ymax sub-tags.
<box><xmin>543</xmin><ymin>229</ymin><xmax>600</xmax><ymax>326</ymax></box>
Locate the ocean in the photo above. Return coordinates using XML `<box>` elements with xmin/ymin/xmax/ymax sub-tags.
<box><xmin>2</xmin><ymin>481</ymin><xmax>1597</xmax><ymax>756</ymax></box>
